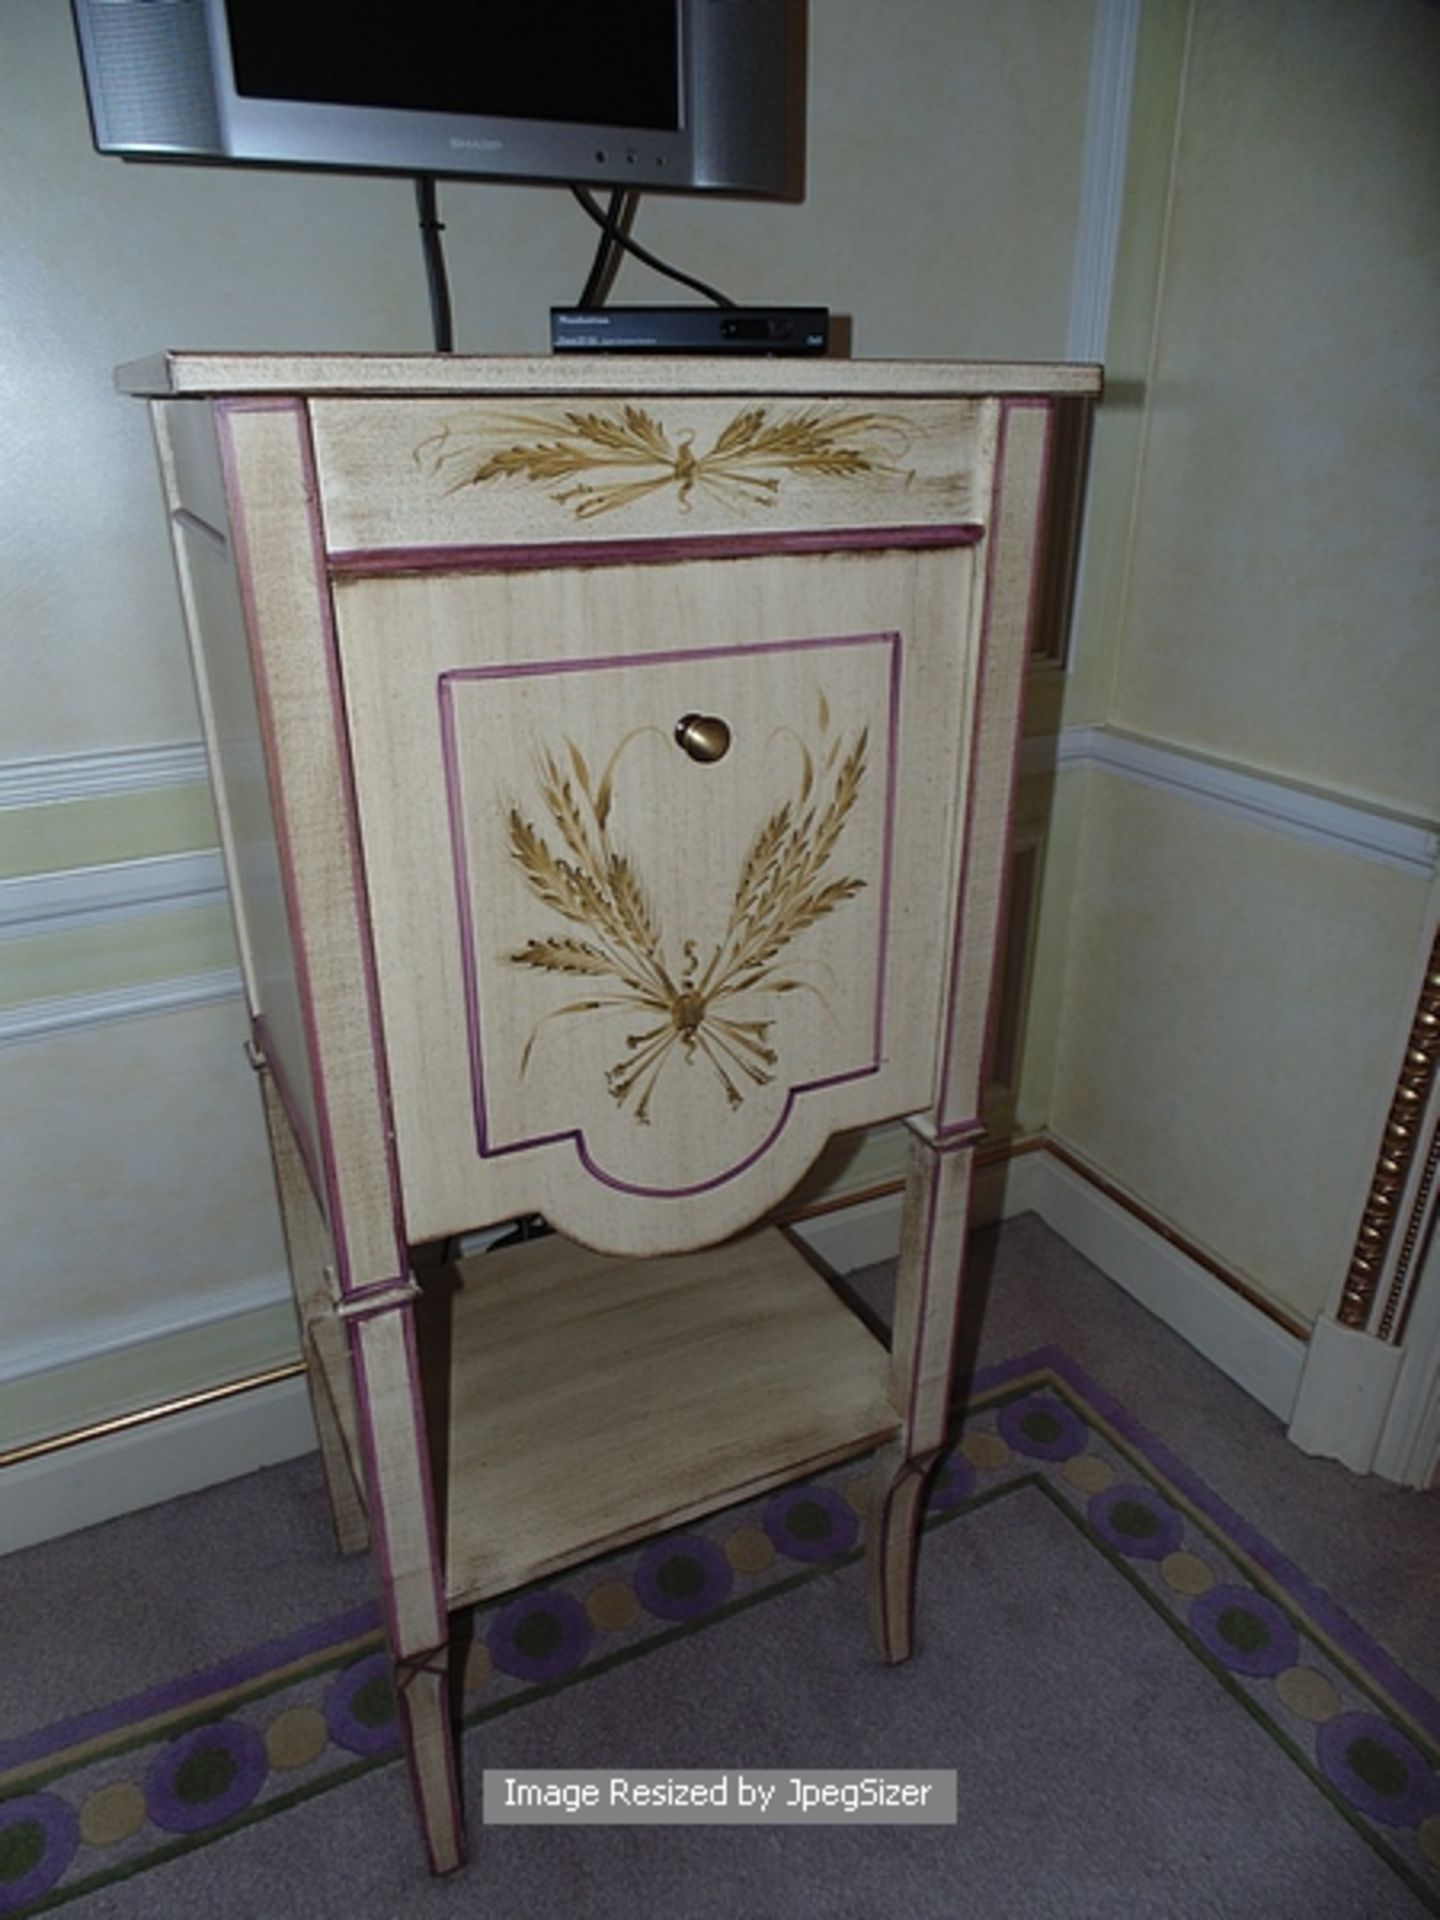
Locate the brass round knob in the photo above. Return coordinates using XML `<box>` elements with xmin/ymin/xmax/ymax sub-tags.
<box><xmin>674</xmin><ymin>713</ymin><xmax>732</xmax><ymax>764</ymax></box>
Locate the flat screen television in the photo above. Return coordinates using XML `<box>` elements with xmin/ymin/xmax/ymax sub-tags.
<box><xmin>72</xmin><ymin>0</ymin><xmax>805</xmax><ymax>201</ymax></box>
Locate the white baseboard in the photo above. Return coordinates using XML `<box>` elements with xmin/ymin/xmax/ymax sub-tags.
<box><xmin>794</xmin><ymin>1146</ymin><xmax>1307</xmax><ymax>1426</ymax></box>
<box><xmin>1004</xmin><ymin>1151</ymin><xmax>1307</xmax><ymax>1423</ymax></box>
<box><xmin>1</xmin><ymin>1376</ymin><xmax>315</xmax><ymax>1555</ymax></box>
<box><xmin>789</xmin><ymin>1191</ymin><xmax>905</xmax><ymax>1273</ymax></box>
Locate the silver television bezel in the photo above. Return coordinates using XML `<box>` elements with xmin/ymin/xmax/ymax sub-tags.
<box><xmin>72</xmin><ymin>0</ymin><xmax>804</xmax><ymax>201</ymax></box>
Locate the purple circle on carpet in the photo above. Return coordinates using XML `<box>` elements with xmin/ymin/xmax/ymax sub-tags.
<box><xmin>1188</xmin><ymin>1583</ymin><xmax>1299</xmax><ymax>1678</ymax></box>
<box><xmin>926</xmin><ymin>1448</ymin><xmax>978</xmax><ymax>1511</ymax></box>
<box><xmin>1316</xmin><ymin>1711</ymin><xmax>1440</xmax><ymax>1828</ymax></box>
<box><xmin>323</xmin><ymin>1651</ymin><xmax>400</xmax><ymax>1757</ymax></box>
<box><xmin>634</xmin><ymin>1533</ymin><xmax>735</xmax><ymax>1620</ymax></box>
<box><xmin>763</xmin><ymin>1484</ymin><xmax>859</xmax><ymax>1562</ymax></box>
<box><xmin>1087</xmin><ymin>1482</ymin><xmax>1183</xmax><ymax>1560</ymax></box>
<box><xmin>997</xmin><ymin>1392</ymin><xmax>1089</xmax><ymax>1462</ymax></box>
<box><xmin>0</xmin><ymin>1792</ymin><xmax>79</xmax><ymax>1914</ymax></box>
<box><xmin>488</xmin><ymin>1588</ymin><xmax>594</xmax><ymax>1683</ymax></box>
<box><xmin>144</xmin><ymin>1719</ymin><xmax>268</xmax><ymax>1834</ymax></box>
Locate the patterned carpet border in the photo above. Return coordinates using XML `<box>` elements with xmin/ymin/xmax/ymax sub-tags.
<box><xmin>2</xmin><ymin>1345</ymin><xmax>1438</xmax><ymax>1914</ymax></box>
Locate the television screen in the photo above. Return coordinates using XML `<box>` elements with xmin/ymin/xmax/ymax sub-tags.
<box><xmin>72</xmin><ymin>0</ymin><xmax>804</xmax><ymax>200</ymax></box>
<box><xmin>226</xmin><ymin>2</ymin><xmax>681</xmax><ymax>134</ymax></box>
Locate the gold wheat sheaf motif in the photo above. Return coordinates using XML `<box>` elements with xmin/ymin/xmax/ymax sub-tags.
<box><xmin>505</xmin><ymin>707</ymin><xmax>867</xmax><ymax>1123</ymax></box>
<box><xmin>417</xmin><ymin>405</ymin><xmax>913</xmax><ymax>519</ymax></box>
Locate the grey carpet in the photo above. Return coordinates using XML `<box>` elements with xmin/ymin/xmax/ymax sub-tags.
<box><xmin>4</xmin><ymin>1215</ymin><xmax>1439</xmax><ymax>1917</ymax></box>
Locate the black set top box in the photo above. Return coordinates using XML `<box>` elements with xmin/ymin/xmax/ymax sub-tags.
<box><xmin>551</xmin><ymin>306</ymin><xmax>829</xmax><ymax>356</ymax></box>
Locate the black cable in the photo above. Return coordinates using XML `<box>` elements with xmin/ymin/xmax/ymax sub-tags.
<box><xmin>414</xmin><ymin>175</ymin><xmax>454</xmax><ymax>353</ymax></box>
<box><xmin>578</xmin><ymin>187</ymin><xmax>631</xmax><ymax>307</ymax></box>
<box><xmin>569</xmin><ymin>185</ymin><xmax>736</xmax><ymax>308</ymax></box>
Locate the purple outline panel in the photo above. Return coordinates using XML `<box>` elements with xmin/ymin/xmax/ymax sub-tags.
<box><xmin>438</xmin><ymin>631</ymin><xmax>903</xmax><ymax>1200</ymax></box>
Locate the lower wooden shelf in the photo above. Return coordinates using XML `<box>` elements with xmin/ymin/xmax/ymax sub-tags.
<box><xmin>415</xmin><ymin>1226</ymin><xmax>900</xmax><ymax>1611</ymax></box>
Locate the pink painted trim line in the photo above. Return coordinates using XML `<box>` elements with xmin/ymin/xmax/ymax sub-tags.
<box><xmin>974</xmin><ymin>400</ymin><xmax>1058</xmax><ymax>1104</ymax></box>
<box><xmin>927</xmin><ymin>1117</ymin><xmax>987</xmax><ymax>1151</ymax></box>
<box><xmin>328</xmin><ymin>522</ymin><xmax>986</xmax><ymax>577</ymax></box>
<box><xmin>217</xmin><ymin>401</ymin><xmax>357</xmax><ymax>1296</ymax></box>
<box><xmin>934</xmin><ymin>399</ymin><xmax>1055</xmax><ymax>1131</ymax></box>
<box><xmin>291</xmin><ymin>406</ymin><xmax>412</xmax><ymax>1289</ymax></box>
<box><xmin>440</xmin><ymin>630</ymin><xmax>903</xmax><ymax>1201</ymax></box>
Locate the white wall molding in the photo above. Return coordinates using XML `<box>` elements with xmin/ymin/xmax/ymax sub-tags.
<box><xmin>0</xmin><ymin>848</ymin><xmax>227</xmax><ymax>939</ymax></box>
<box><xmin>0</xmin><ymin>967</ymin><xmax>243</xmax><ymax>1046</ymax></box>
<box><xmin>1287</xmin><ymin>1314</ymin><xmax>1406</xmax><ymax>1477</ymax></box>
<box><xmin>0</xmin><ymin>741</ymin><xmax>209</xmax><ymax>810</ymax></box>
<box><xmin>1</xmin><ymin>1377</ymin><xmax>315</xmax><ymax>1554</ymax></box>
<box><xmin>1020</xmin><ymin>724</ymin><xmax>1439</xmax><ymax>877</ymax></box>
<box><xmin>1066</xmin><ymin>0</ymin><xmax>1141</xmax><ymax>364</ymax></box>
<box><xmin>1374</xmin><ymin>1230</ymin><xmax>1440</xmax><ymax>1488</ymax></box>
<box><xmin>0</xmin><ymin>1269</ymin><xmax>292</xmax><ymax>1389</ymax></box>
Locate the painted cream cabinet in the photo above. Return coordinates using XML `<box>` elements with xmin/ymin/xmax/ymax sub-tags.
<box><xmin>121</xmin><ymin>352</ymin><xmax>1098</xmax><ymax>1872</ymax></box>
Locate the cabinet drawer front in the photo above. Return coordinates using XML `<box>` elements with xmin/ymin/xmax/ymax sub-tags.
<box><xmin>335</xmin><ymin>539</ymin><xmax>980</xmax><ymax>1254</ymax></box>
<box><xmin>310</xmin><ymin>396</ymin><xmax>986</xmax><ymax>558</ymax></box>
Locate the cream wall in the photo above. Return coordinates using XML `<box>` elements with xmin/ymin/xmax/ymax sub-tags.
<box><xmin>0</xmin><ymin>1004</ymin><xmax>292</xmax><ymax>1455</ymax></box>
<box><xmin>1109</xmin><ymin>0</ymin><xmax>1440</xmax><ymax>815</ymax></box>
<box><xmin>1041</xmin><ymin>0</ymin><xmax>1440</xmax><ymax>1326</ymax></box>
<box><xmin>1</xmin><ymin>0</ymin><xmax>1098</xmax><ymax>1461</ymax></box>
<box><xmin>1051</xmin><ymin>773</ymin><xmax>1426</xmax><ymax>1321</ymax></box>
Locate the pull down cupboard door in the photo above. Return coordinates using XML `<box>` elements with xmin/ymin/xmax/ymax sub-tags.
<box><xmin>333</xmin><ymin>539</ymin><xmax>982</xmax><ymax>1255</ymax></box>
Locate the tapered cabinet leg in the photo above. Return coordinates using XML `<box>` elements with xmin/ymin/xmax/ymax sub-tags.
<box><xmin>348</xmin><ymin>1303</ymin><xmax>463</xmax><ymax>1871</ymax></box>
<box><xmin>867</xmin><ymin>1127</ymin><xmax>977</xmax><ymax>1662</ymax></box>
<box><xmin>304</xmin><ymin>1330</ymin><xmax>371</xmax><ymax>1554</ymax></box>
<box><xmin>258</xmin><ymin>1071</ymin><xmax>370</xmax><ymax>1552</ymax></box>
<box><xmin>397</xmin><ymin>1652</ymin><xmax>467</xmax><ymax>1874</ymax></box>
<box><xmin>867</xmin><ymin>1439</ymin><xmax>935</xmax><ymax>1663</ymax></box>
<box><xmin>259</xmin><ymin>1066</ymin><xmax>463</xmax><ymax>1865</ymax></box>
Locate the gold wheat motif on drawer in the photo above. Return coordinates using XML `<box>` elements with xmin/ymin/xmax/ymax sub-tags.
<box><xmin>505</xmin><ymin>707</ymin><xmax>867</xmax><ymax>1121</ymax></box>
<box><xmin>417</xmin><ymin>405</ymin><xmax>912</xmax><ymax>519</ymax></box>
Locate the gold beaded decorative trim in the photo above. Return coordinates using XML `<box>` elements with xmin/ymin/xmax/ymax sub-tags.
<box><xmin>1338</xmin><ymin>926</ymin><xmax>1440</xmax><ymax>1332</ymax></box>
<box><xmin>1377</xmin><ymin>1119</ymin><xmax>1440</xmax><ymax>1343</ymax></box>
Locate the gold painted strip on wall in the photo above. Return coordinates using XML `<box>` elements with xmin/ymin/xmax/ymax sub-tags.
<box><xmin>1338</xmin><ymin>926</ymin><xmax>1440</xmax><ymax>1332</ymax></box>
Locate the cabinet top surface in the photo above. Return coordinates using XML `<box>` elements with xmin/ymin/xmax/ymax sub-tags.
<box><xmin>115</xmin><ymin>350</ymin><xmax>1102</xmax><ymax>401</ymax></box>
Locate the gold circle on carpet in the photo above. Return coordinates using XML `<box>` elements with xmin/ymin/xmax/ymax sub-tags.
<box><xmin>586</xmin><ymin>1580</ymin><xmax>640</xmax><ymax>1631</ymax></box>
<box><xmin>1159</xmin><ymin>1552</ymin><xmax>1215</xmax><ymax>1596</ymax></box>
<box><xmin>1275</xmin><ymin>1665</ymin><xmax>1341</xmax><ymax>1724</ymax></box>
<box><xmin>1062</xmin><ymin>1453</ymin><xmax>1115</xmax><ymax>1494</ymax></box>
<box><xmin>844</xmin><ymin>1475</ymin><xmax>871</xmax><ymax>1515</ymax></box>
<box><xmin>264</xmin><ymin>1705</ymin><xmax>329</xmax><ymax>1771</ymax></box>
<box><xmin>1418</xmin><ymin>1814</ymin><xmax>1440</xmax><ymax>1868</ymax></box>
<box><xmin>725</xmin><ymin>1526</ymin><xmax>777</xmax><ymax>1575</ymax></box>
<box><xmin>80</xmin><ymin>1781</ymin><xmax>147</xmax><ymax>1846</ymax></box>
<box><xmin>962</xmin><ymin>1431</ymin><xmax>1010</xmax><ymax>1471</ymax></box>
<box><xmin>463</xmin><ymin>1639</ymin><xmax>494</xmax><ymax>1691</ymax></box>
